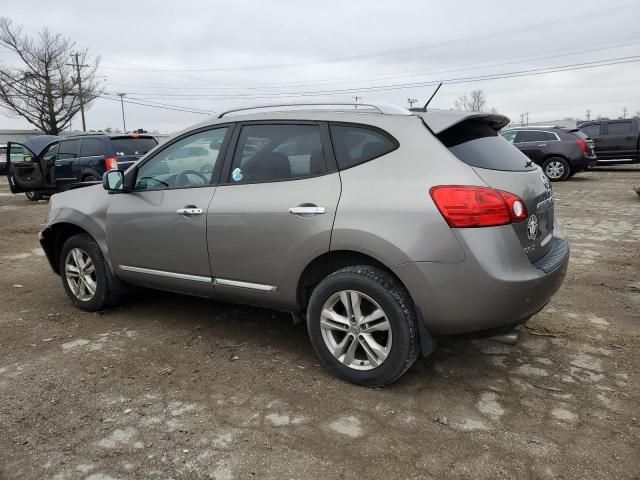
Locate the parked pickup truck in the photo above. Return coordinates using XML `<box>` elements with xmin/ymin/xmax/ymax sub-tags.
<box><xmin>579</xmin><ymin>118</ymin><xmax>640</xmax><ymax>165</ymax></box>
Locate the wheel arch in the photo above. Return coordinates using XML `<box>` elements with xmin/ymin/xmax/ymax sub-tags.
<box><xmin>41</xmin><ymin>222</ymin><xmax>93</xmax><ymax>274</ymax></box>
<box><xmin>297</xmin><ymin>249</ymin><xmax>435</xmax><ymax>357</ymax></box>
<box><xmin>296</xmin><ymin>250</ymin><xmax>390</xmax><ymax>310</ymax></box>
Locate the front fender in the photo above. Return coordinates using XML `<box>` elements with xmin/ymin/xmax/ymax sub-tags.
<box><xmin>46</xmin><ymin>185</ymin><xmax>112</xmax><ymax>272</ymax></box>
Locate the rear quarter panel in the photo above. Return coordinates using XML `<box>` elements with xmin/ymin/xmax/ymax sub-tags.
<box><xmin>331</xmin><ymin>116</ymin><xmax>479</xmax><ymax>265</ymax></box>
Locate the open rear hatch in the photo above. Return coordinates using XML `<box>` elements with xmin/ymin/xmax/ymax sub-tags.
<box><xmin>422</xmin><ymin>111</ymin><xmax>555</xmax><ymax>263</ymax></box>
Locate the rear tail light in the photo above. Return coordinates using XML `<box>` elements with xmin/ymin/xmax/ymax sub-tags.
<box><xmin>576</xmin><ymin>138</ymin><xmax>589</xmax><ymax>155</ymax></box>
<box><xmin>105</xmin><ymin>157</ymin><xmax>118</xmax><ymax>171</ymax></box>
<box><xmin>429</xmin><ymin>185</ymin><xmax>528</xmax><ymax>228</ymax></box>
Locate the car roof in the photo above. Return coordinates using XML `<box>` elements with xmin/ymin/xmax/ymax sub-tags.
<box><xmin>62</xmin><ymin>133</ymin><xmax>156</xmax><ymax>139</ymax></box>
<box><xmin>184</xmin><ymin>105</ymin><xmax>509</xmax><ymax>137</ymax></box>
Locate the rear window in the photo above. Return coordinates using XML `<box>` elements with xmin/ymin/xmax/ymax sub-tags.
<box><xmin>438</xmin><ymin>121</ymin><xmax>536</xmax><ymax>172</ymax></box>
<box><xmin>567</xmin><ymin>129</ymin><xmax>589</xmax><ymax>140</ymax></box>
<box><xmin>330</xmin><ymin>125</ymin><xmax>398</xmax><ymax>170</ymax></box>
<box><xmin>111</xmin><ymin>137</ymin><xmax>157</xmax><ymax>156</ymax></box>
<box><xmin>80</xmin><ymin>138</ymin><xmax>105</xmax><ymax>157</ymax></box>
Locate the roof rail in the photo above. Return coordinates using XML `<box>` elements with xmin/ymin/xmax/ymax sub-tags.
<box><xmin>217</xmin><ymin>102</ymin><xmax>412</xmax><ymax>118</ymax></box>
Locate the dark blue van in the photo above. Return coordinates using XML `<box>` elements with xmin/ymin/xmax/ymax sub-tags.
<box><xmin>8</xmin><ymin>133</ymin><xmax>158</xmax><ymax>200</ymax></box>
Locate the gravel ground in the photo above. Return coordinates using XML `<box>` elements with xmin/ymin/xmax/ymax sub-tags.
<box><xmin>1</xmin><ymin>167</ymin><xmax>639</xmax><ymax>480</ymax></box>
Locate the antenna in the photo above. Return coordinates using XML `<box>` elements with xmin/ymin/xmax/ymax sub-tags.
<box><xmin>423</xmin><ymin>82</ymin><xmax>443</xmax><ymax>111</ymax></box>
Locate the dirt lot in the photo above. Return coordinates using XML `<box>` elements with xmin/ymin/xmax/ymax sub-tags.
<box><xmin>1</xmin><ymin>167</ymin><xmax>639</xmax><ymax>480</ymax></box>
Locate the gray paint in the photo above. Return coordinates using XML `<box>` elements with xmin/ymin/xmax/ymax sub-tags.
<box><xmin>37</xmin><ymin>108</ymin><xmax>568</xmax><ymax>336</ymax></box>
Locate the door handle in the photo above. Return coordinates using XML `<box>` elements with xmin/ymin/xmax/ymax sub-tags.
<box><xmin>536</xmin><ymin>144</ymin><xmax>547</xmax><ymax>147</ymax></box>
<box><xmin>176</xmin><ymin>207</ymin><xmax>203</xmax><ymax>216</ymax></box>
<box><xmin>289</xmin><ymin>206</ymin><xmax>326</xmax><ymax>215</ymax></box>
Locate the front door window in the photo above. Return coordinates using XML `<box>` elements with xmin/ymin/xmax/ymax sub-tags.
<box><xmin>135</xmin><ymin>127</ymin><xmax>228</xmax><ymax>191</ymax></box>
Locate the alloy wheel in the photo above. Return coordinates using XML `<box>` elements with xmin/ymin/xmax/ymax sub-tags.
<box><xmin>64</xmin><ymin>248</ymin><xmax>97</xmax><ymax>301</ymax></box>
<box><xmin>545</xmin><ymin>161</ymin><xmax>565</xmax><ymax>180</ymax></box>
<box><xmin>320</xmin><ymin>290</ymin><xmax>392</xmax><ymax>370</ymax></box>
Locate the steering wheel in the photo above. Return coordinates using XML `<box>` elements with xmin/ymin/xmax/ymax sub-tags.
<box><xmin>137</xmin><ymin>176</ymin><xmax>170</xmax><ymax>188</ymax></box>
<box><xmin>175</xmin><ymin>169</ymin><xmax>208</xmax><ymax>187</ymax></box>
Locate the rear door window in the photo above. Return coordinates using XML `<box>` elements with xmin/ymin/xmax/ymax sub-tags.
<box><xmin>111</xmin><ymin>137</ymin><xmax>158</xmax><ymax>156</ymax></box>
<box><xmin>330</xmin><ymin>125</ymin><xmax>397</xmax><ymax>170</ymax></box>
<box><xmin>438</xmin><ymin>120</ymin><xmax>536</xmax><ymax>172</ymax></box>
<box><xmin>80</xmin><ymin>138</ymin><xmax>105</xmax><ymax>157</ymax></box>
<box><xmin>229</xmin><ymin>124</ymin><xmax>326</xmax><ymax>183</ymax></box>
<box><xmin>607</xmin><ymin>121</ymin><xmax>633</xmax><ymax>135</ymax></box>
<box><xmin>514</xmin><ymin>130</ymin><xmax>550</xmax><ymax>143</ymax></box>
<box><xmin>57</xmin><ymin>139</ymin><xmax>80</xmax><ymax>160</ymax></box>
<box><xmin>580</xmin><ymin>124</ymin><xmax>602</xmax><ymax>138</ymax></box>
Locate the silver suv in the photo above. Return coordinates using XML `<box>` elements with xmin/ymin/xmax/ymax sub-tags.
<box><xmin>6</xmin><ymin>103</ymin><xmax>569</xmax><ymax>386</ymax></box>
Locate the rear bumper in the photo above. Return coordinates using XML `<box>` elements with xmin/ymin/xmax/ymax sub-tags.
<box><xmin>393</xmin><ymin>226</ymin><xmax>569</xmax><ymax>336</ymax></box>
<box><xmin>571</xmin><ymin>156</ymin><xmax>597</xmax><ymax>170</ymax></box>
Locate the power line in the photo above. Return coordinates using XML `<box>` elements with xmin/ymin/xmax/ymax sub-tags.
<box><xmin>102</xmin><ymin>37</ymin><xmax>640</xmax><ymax>92</ymax></box>
<box><xmin>96</xmin><ymin>3</ymin><xmax>639</xmax><ymax>73</ymax></box>
<box><xmin>95</xmin><ymin>54</ymin><xmax>640</xmax><ymax>116</ymax></box>
<box><xmin>104</xmin><ymin>55</ymin><xmax>640</xmax><ymax>101</ymax></box>
<box><xmin>99</xmin><ymin>94</ymin><xmax>212</xmax><ymax>115</ymax></box>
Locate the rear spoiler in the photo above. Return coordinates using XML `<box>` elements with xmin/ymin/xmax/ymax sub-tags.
<box><xmin>415</xmin><ymin>110</ymin><xmax>510</xmax><ymax>134</ymax></box>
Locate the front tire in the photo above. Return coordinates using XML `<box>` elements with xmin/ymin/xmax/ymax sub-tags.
<box><xmin>307</xmin><ymin>265</ymin><xmax>419</xmax><ymax>387</ymax></box>
<box><xmin>25</xmin><ymin>191</ymin><xmax>43</xmax><ymax>201</ymax></box>
<box><xmin>543</xmin><ymin>157</ymin><xmax>571</xmax><ymax>181</ymax></box>
<box><xmin>59</xmin><ymin>234</ymin><xmax>120</xmax><ymax>311</ymax></box>
<box><xmin>83</xmin><ymin>175</ymin><xmax>98</xmax><ymax>182</ymax></box>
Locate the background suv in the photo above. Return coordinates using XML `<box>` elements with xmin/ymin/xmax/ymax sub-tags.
<box><xmin>501</xmin><ymin>126</ymin><xmax>596</xmax><ymax>181</ymax></box>
<box><xmin>11</xmin><ymin>133</ymin><xmax>158</xmax><ymax>201</ymax></box>
<box><xmin>7</xmin><ymin>104</ymin><xmax>569</xmax><ymax>386</ymax></box>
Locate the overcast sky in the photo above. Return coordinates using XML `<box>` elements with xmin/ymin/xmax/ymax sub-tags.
<box><xmin>1</xmin><ymin>0</ymin><xmax>640</xmax><ymax>132</ymax></box>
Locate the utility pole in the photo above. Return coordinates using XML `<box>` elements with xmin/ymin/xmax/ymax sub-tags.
<box><xmin>118</xmin><ymin>93</ymin><xmax>127</xmax><ymax>132</ymax></box>
<box><xmin>622</xmin><ymin>107</ymin><xmax>627</xmax><ymax>119</ymax></box>
<box><xmin>525</xmin><ymin>112</ymin><xmax>529</xmax><ymax>126</ymax></box>
<box><xmin>352</xmin><ymin>95</ymin><xmax>361</xmax><ymax>109</ymax></box>
<box><xmin>586</xmin><ymin>109</ymin><xmax>591</xmax><ymax>121</ymax></box>
<box><xmin>407</xmin><ymin>98</ymin><xmax>418</xmax><ymax>108</ymax></box>
<box><xmin>520</xmin><ymin>113</ymin><xmax>525</xmax><ymax>126</ymax></box>
<box><xmin>68</xmin><ymin>52</ymin><xmax>89</xmax><ymax>132</ymax></box>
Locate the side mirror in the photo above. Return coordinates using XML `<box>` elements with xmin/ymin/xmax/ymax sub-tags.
<box><xmin>103</xmin><ymin>170</ymin><xmax>125</xmax><ymax>192</ymax></box>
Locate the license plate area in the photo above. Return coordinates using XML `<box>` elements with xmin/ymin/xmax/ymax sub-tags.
<box><xmin>536</xmin><ymin>194</ymin><xmax>554</xmax><ymax>243</ymax></box>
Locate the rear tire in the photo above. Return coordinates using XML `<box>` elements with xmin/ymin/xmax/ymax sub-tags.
<box><xmin>25</xmin><ymin>191</ymin><xmax>42</xmax><ymax>201</ymax></box>
<box><xmin>83</xmin><ymin>175</ymin><xmax>98</xmax><ymax>182</ymax></box>
<box><xmin>307</xmin><ymin>265</ymin><xmax>419</xmax><ymax>387</ymax></box>
<box><xmin>543</xmin><ymin>157</ymin><xmax>570</xmax><ymax>181</ymax></box>
<box><xmin>59</xmin><ymin>233</ymin><xmax>120</xmax><ymax>311</ymax></box>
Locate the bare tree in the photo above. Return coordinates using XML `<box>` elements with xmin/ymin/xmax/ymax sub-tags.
<box><xmin>0</xmin><ymin>17</ymin><xmax>102</xmax><ymax>135</ymax></box>
<box><xmin>454</xmin><ymin>89</ymin><xmax>491</xmax><ymax>112</ymax></box>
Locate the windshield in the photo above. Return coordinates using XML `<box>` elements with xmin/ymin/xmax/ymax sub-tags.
<box><xmin>111</xmin><ymin>137</ymin><xmax>157</xmax><ymax>156</ymax></box>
